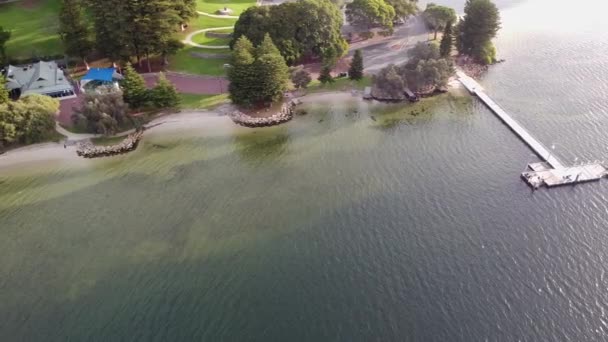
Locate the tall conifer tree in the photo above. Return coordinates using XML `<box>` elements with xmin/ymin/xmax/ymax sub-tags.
<box><xmin>59</xmin><ymin>0</ymin><xmax>93</xmax><ymax>67</ymax></box>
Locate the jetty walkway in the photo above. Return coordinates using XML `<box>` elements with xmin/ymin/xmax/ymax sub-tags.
<box><xmin>456</xmin><ymin>71</ymin><xmax>607</xmax><ymax>188</ymax></box>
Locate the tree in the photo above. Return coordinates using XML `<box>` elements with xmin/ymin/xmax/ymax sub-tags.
<box><xmin>407</xmin><ymin>41</ymin><xmax>440</xmax><ymax>66</ymax></box>
<box><xmin>290</xmin><ymin>68</ymin><xmax>312</xmax><ymax>89</ymax></box>
<box><xmin>0</xmin><ymin>26</ymin><xmax>11</xmax><ymax>65</ymax></box>
<box><xmin>424</xmin><ymin>3</ymin><xmax>457</xmax><ymax>40</ymax></box>
<box><xmin>457</xmin><ymin>0</ymin><xmax>501</xmax><ymax>64</ymax></box>
<box><xmin>476</xmin><ymin>40</ymin><xmax>497</xmax><ymax>65</ymax></box>
<box><xmin>372</xmin><ymin>64</ymin><xmax>405</xmax><ymax>100</ymax></box>
<box><xmin>175</xmin><ymin>0</ymin><xmax>197</xmax><ymax>27</ymax></box>
<box><xmin>385</xmin><ymin>0</ymin><xmax>417</xmax><ymax>21</ymax></box>
<box><xmin>151</xmin><ymin>73</ymin><xmax>180</xmax><ymax>108</ymax></box>
<box><xmin>121</xmin><ymin>62</ymin><xmax>149</xmax><ymax>108</ymax></box>
<box><xmin>439</xmin><ymin>20</ymin><xmax>454</xmax><ymax>58</ymax></box>
<box><xmin>346</xmin><ymin>0</ymin><xmax>395</xmax><ymax>31</ymax></box>
<box><xmin>318</xmin><ymin>65</ymin><xmax>334</xmax><ymax>84</ymax></box>
<box><xmin>348</xmin><ymin>49</ymin><xmax>364</xmax><ymax>80</ymax></box>
<box><xmin>89</xmin><ymin>0</ymin><xmax>183</xmax><ymax>68</ymax></box>
<box><xmin>406</xmin><ymin>58</ymin><xmax>453</xmax><ymax>91</ymax></box>
<box><xmin>89</xmin><ymin>0</ymin><xmax>129</xmax><ymax>63</ymax></box>
<box><xmin>0</xmin><ymin>94</ymin><xmax>58</xmax><ymax>146</ymax></box>
<box><xmin>228</xmin><ymin>35</ymin><xmax>289</xmax><ymax>106</ymax></box>
<box><xmin>228</xmin><ymin>36</ymin><xmax>257</xmax><ymax>106</ymax></box>
<box><xmin>59</xmin><ymin>0</ymin><xmax>93</xmax><ymax>67</ymax></box>
<box><xmin>231</xmin><ymin>0</ymin><xmax>348</xmax><ymax>65</ymax></box>
<box><xmin>72</xmin><ymin>90</ymin><xmax>129</xmax><ymax>135</ymax></box>
<box><xmin>0</xmin><ymin>76</ymin><xmax>8</xmax><ymax>105</ymax></box>
<box><xmin>159</xmin><ymin>38</ymin><xmax>184</xmax><ymax>66</ymax></box>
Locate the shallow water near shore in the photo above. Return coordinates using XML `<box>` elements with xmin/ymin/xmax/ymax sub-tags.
<box><xmin>4</xmin><ymin>0</ymin><xmax>608</xmax><ymax>340</ymax></box>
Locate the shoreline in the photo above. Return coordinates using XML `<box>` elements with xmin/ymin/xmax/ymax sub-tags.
<box><xmin>0</xmin><ymin>89</ymin><xmax>461</xmax><ymax>170</ymax></box>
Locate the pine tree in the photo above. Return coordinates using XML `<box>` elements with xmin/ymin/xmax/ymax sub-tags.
<box><xmin>89</xmin><ymin>0</ymin><xmax>129</xmax><ymax>63</ymax></box>
<box><xmin>152</xmin><ymin>73</ymin><xmax>180</xmax><ymax>108</ymax></box>
<box><xmin>228</xmin><ymin>36</ymin><xmax>256</xmax><ymax>107</ymax></box>
<box><xmin>254</xmin><ymin>34</ymin><xmax>289</xmax><ymax>104</ymax></box>
<box><xmin>0</xmin><ymin>75</ymin><xmax>9</xmax><ymax>104</ymax></box>
<box><xmin>121</xmin><ymin>62</ymin><xmax>149</xmax><ymax>108</ymax></box>
<box><xmin>318</xmin><ymin>65</ymin><xmax>334</xmax><ymax>84</ymax></box>
<box><xmin>228</xmin><ymin>35</ymin><xmax>288</xmax><ymax>107</ymax></box>
<box><xmin>59</xmin><ymin>0</ymin><xmax>93</xmax><ymax>67</ymax></box>
<box><xmin>348</xmin><ymin>49</ymin><xmax>364</xmax><ymax>80</ymax></box>
<box><xmin>0</xmin><ymin>26</ymin><xmax>11</xmax><ymax>66</ymax></box>
<box><xmin>440</xmin><ymin>20</ymin><xmax>453</xmax><ymax>58</ymax></box>
<box><xmin>457</xmin><ymin>0</ymin><xmax>501</xmax><ymax>64</ymax></box>
<box><xmin>175</xmin><ymin>0</ymin><xmax>198</xmax><ymax>26</ymax></box>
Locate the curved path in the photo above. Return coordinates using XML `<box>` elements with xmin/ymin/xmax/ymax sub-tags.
<box><xmin>196</xmin><ymin>11</ymin><xmax>239</xmax><ymax>19</ymax></box>
<box><xmin>183</xmin><ymin>26</ymin><xmax>234</xmax><ymax>49</ymax></box>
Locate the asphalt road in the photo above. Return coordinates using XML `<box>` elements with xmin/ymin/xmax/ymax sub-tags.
<box><xmin>348</xmin><ymin>15</ymin><xmax>430</xmax><ymax>74</ymax></box>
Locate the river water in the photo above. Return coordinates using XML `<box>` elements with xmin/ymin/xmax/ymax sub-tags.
<box><xmin>3</xmin><ymin>0</ymin><xmax>608</xmax><ymax>341</ymax></box>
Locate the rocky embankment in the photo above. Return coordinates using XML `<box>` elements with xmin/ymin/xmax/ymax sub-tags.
<box><xmin>230</xmin><ymin>100</ymin><xmax>300</xmax><ymax>127</ymax></box>
<box><xmin>76</xmin><ymin>131</ymin><xmax>144</xmax><ymax>158</ymax></box>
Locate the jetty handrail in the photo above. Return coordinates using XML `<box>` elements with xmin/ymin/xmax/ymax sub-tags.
<box><xmin>456</xmin><ymin>70</ymin><xmax>564</xmax><ymax>169</ymax></box>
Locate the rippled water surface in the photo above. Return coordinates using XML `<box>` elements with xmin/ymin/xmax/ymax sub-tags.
<box><xmin>3</xmin><ymin>0</ymin><xmax>608</xmax><ymax>341</ymax></box>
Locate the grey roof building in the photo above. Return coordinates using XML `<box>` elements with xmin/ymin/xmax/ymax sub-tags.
<box><xmin>4</xmin><ymin>61</ymin><xmax>76</xmax><ymax>100</ymax></box>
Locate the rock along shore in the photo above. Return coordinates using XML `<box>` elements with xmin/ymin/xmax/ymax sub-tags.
<box><xmin>76</xmin><ymin>131</ymin><xmax>144</xmax><ymax>158</ymax></box>
<box><xmin>229</xmin><ymin>100</ymin><xmax>300</xmax><ymax>128</ymax></box>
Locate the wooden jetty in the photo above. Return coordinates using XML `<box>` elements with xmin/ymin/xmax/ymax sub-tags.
<box><xmin>457</xmin><ymin>70</ymin><xmax>607</xmax><ymax>188</ymax></box>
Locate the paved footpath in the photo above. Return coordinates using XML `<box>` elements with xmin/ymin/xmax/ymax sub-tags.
<box><xmin>142</xmin><ymin>72</ymin><xmax>228</xmax><ymax>94</ymax></box>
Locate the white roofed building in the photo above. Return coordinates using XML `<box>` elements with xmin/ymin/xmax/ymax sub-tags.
<box><xmin>3</xmin><ymin>61</ymin><xmax>76</xmax><ymax>100</ymax></box>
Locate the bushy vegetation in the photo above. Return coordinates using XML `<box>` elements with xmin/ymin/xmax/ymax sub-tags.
<box><xmin>372</xmin><ymin>42</ymin><xmax>454</xmax><ymax>99</ymax></box>
<box><xmin>230</xmin><ymin>0</ymin><xmax>348</xmax><ymax>65</ymax></box>
<box><xmin>228</xmin><ymin>35</ymin><xmax>289</xmax><ymax>107</ymax></box>
<box><xmin>72</xmin><ymin>89</ymin><xmax>129</xmax><ymax>135</ymax></box>
<box><xmin>290</xmin><ymin>68</ymin><xmax>312</xmax><ymax>89</ymax></box>
<box><xmin>0</xmin><ymin>94</ymin><xmax>59</xmax><ymax>147</ymax></box>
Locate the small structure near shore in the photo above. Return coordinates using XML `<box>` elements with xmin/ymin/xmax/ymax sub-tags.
<box><xmin>230</xmin><ymin>100</ymin><xmax>299</xmax><ymax>127</ymax></box>
<box><xmin>76</xmin><ymin>131</ymin><xmax>143</xmax><ymax>158</ymax></box>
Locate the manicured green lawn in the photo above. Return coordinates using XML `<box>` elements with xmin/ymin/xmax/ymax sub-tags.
<box><xmin>170</xmin><ymin>16</ymin><xmax>234</xmax><ymax>75</ymax></box>
<box><xmin>179</xmin><ymin>93</ymin><xmax>230</xmax><ymax>109</ymax></box>
<box><xmin>168</xmin><ymin>47</ymin><xmax>229</xmax><ymax>76</ymax></box>
<box><xmin>0</xmin><ymin>0</ymin><xmax>62</xmax><ymax>60</ymax></box>
<box><xmin>196</xmin><ymin>0</ymin><xmax>256</xmax><ymax>15</ymax></box>
<box><xmin>188</xmin><ymin>15</ymin><xmax>237</xmax><ymax>31</ymax></box>
<box><xmin>192</xmin><ymin>33</ymin><xmax>232</xmax><ymax>46</ymax></box>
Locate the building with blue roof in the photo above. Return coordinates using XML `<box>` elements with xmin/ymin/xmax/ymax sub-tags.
<box><xmin>80</xmin><ymin>68</ymin><xmax>123</xmax><ymax>93</ymax></box>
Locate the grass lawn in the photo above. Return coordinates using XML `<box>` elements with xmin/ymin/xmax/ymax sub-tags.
<box><xmin>169</xmin><ymin>46</ymin><xmax>229</xmax><ymax>76</ymax></box>
<box><xmin>307</xmin><ymin>77</ymin><xmax>372</xmax><ymax>93</ymax></box>
<box><xmin>179</xmin><ymin>93</ymin><xmax>230</xmax><ymax>110</ymax></box>
<box><xmin>170</xmin><ymin>15</ymin><xmax>234</xmax><ymax>75</ymax></box>
<box><xmin>196</xmin><ymin>0</ymin><xmax>256</xmax><ymax>15</ymax></box>
<box><xmin>0</xmin><ymin>0</ymin><xmax>62</xmax><ymax>60</ymax></box>
<box><xmin>188</xmin><ymin>16</ymin><xmax>237</xmax><ymax>31</ymax></box>
<box><xmin>192</xmin><ymin>33</ymin><xmax>232</xmax><ymax>46</ymax></box>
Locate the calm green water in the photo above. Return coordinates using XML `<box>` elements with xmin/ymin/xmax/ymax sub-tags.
<box><xmin>4</xmin><ymin>0</ymin><xmax>608</xmax><ymax>340</ymax></box>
